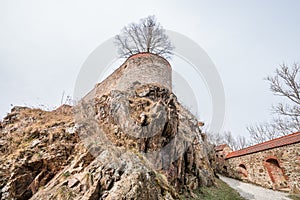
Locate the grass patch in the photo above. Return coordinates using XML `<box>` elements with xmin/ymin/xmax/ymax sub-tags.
<box><xmin>289</xmin><ymin>194</ymin><xmax>300</xmax><ymax>200</ymax></box>
<box><xmin>56</xmin><ymin>185</ymin><xmax>75</xmax><ymax>200</ymax></box>
<box><xmin>63</xmin><ymin>171</ymin><xmax>71</xmax><ymax>178</ymax></box>
<box><xmin>182</xmin><ymin>178</ymin><xmax>245</xmax><ymax>200</ymax></box>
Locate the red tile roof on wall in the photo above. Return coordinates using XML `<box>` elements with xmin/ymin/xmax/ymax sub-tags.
<box><xmin>226</xmin><ymin>132</ymin><xmax>300</xmax><ymax>159</ymax></box>
<box><xmin>215</xmin><ymin>144</ymin><xmax>229</xmax><ymax>152</ymax></box>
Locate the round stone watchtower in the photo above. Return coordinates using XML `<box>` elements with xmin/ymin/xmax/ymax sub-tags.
<box><xmin>117</xmin><ymin>53</ymin><xmax>172</xmax><ymax>91</ymax></box>
<box><xmin>84</xmin><ymin>53</ymin><xmax>172</xmax><ymax>100</ymax></box>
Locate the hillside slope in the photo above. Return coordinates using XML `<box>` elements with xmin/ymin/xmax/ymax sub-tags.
<box><xmin>0</xmin><ymin>84</ymin><xmax>215</xmax><ymax>200</ymax></box>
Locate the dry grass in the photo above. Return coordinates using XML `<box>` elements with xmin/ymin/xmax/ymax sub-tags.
<box><xmin>181</xmin><ymin>178</ymin><xmax>245</xmax><ymax>200</ymax></box>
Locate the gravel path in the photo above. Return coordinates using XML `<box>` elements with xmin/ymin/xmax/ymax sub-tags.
<box><xmin>219</xmin><ymin>174</ymin><xmax>291</xmax><ymax>200</ymax></box>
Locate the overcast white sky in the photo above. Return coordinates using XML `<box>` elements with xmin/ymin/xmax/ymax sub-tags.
<box><xmin>1</xmin><ymin>0</ymin><xmax>300</xmax><ymax>139</ymax></box>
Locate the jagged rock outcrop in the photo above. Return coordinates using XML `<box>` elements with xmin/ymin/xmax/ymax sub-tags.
<box><xmin>0</xmin><ymin>87</ymin><xmax>215</xmax><ymax>199</ymax></box>
<box><xmin>0</xmin><ymin>106</ymin><xmax>78</xmax><ymax>200</ymax></box>
<box><xmin>76</xmin><ymin>84</ymin><xmax>215</xmax><ymax>195</ymax></box>
<box><xmin>0</xmin><ymin>51</ymin><xmax>217</xmax><ymax>200</ymax></box>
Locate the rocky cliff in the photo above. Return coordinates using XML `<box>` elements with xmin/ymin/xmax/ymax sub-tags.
<box><xmin>0</xmin><ymin>86</ymin><xmax>215</xmax><ymax>199</ymax></box>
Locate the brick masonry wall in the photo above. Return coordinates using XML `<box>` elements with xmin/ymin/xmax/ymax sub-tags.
<box><xmin>225</xmin><ymin>142</ymin><xmax>300</xmax><ymax>194</ymax></box>
<box><xmin>83</xmin><ymin>53</ymin><xmax>172</xmax><ymax>101</ymax></box>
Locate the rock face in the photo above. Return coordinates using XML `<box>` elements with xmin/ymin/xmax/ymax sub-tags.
<box><xmin>0</xmin><ymin>106</ymin><xmax>78</xmax><ymax>200</ymax></box>
<box><xmin>0</xmin><ymin>86</ymin><xmax>214</xmax><ymax>199</ymax></box>
<box><xmin>77</xmin><ymin>83</ymin><xmax>215</xmax><ymax>195</ymax></box>
<box><xmin>0</xmin><ymin>53</ymin><xmax>215</xmax><ymax>199</ymax></box>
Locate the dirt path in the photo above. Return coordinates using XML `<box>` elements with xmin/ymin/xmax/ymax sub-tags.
<box><xmin>219</xmin><ymin>174</ymin><xmax>291</xmax><ymax>200</ymax></box>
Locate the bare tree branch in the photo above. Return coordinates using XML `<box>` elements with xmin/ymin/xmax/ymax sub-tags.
<box><xmin>247</xmin><ymin>123</ymin><xmax>281</xmax><ymax>144</ymax></box>
<box><xmin>266</xmin><ymin>63</ymin><xmax>300</xmax><ymax>106</ymax></box>
<box><xmin>206</xmin><ymin>131</ymin><xmax>249</xmax><ymax>150</ymax></box>
<box><xmin>236</xmin><ymin>135</ymin><xmax>248</xmax><ymax>150</ymax></box>
<box><xmin>223</xmin><ymin>131</ymin><xmax>237</xmax><ymax>150</ymax></box>
<box><xmin>114</xmin><ymin>16</ymin><xmax>174</xmax><ymax>59</ymax></box>
<box><xmin>248</xmin><ymin>63</ymin><xmax>300</xmax><ymax>144</ymax></box>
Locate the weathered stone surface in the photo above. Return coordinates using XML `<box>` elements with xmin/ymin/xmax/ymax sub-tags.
<box><xmin>0</xmin><ymin>84</ymin><xmax>215</xmax><ymax>199</ymax></box>
<box><xmin>77</xmin><ymin>83</ymin><xmax>215</xmax><ymax>195</ymax></box>
<box><xmin>225</xmin><ymin>142</ymin><xmax>300</xmax><ymax>193</ymax></box>
<box><xmin>0</xmin><ymin>53</ymin><xmax>215</xmax><ymax>199</ymax></box>
<box><xmin>0</xmin><ymin>105</ymin><xmax>77</xmax><ymax>200</ymax></box>
<box><xmin>84</xmin><ymin>53</ymin><xmax>172</xmax><ymax>101</ymax></box>
<box><xmin>214</xmin><ymin>144</ymin><xmax>232</xmax><ymax>175</ymax></box>
<box><xmin>31</xmin><ymin>147</ymin><xmax>178</xmax><ymax>200</ymax></box>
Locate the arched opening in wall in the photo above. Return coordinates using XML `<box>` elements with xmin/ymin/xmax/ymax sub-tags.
<box><xmin>264</xmin><ymin>158</ymin><xmax>289</xmax><ymax>190</ymax></box>
<box><xmin>238</xmin><ymin>164</ymin><xmax>248</xmax><ymax>179</ymax></box>
<box><xmin>222</xmin><ymin>166</ymin><xmax>228</xmax><ymax>175</ymax></box>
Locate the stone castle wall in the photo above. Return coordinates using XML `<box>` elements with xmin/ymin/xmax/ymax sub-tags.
<box><xmin>83</xmin><ymin>53</ymin><xmax>172</xmax><ymax>101</ymax></box>
<box><xmin>215</xmin><ymin>146</ymin><xmax>232</xmax><ymax>173</ymax></box>
<box><xmin>225</xmin><ymin>142</ymin><xmax>300</xmax><ymax>194</ymax></box>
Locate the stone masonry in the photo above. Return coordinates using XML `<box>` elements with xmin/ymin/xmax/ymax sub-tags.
<box><xmin>214</xmin><ymin>144</ymin><xmax>232</xmax><ymax>174</ymax></box>
<box><xmin>0</xmin><ymin>52</ymin><xmax>215</xmax><ymax>199</ymax></box>
<box><xmin>224</xmin><ymin>132</ymin><xmax>300</xmax><ymax>194</ymax></box>
<box><xmin>83</xmin><ymin>52</ymin><xmax>172</xmax><ymax>101</ymax></box>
